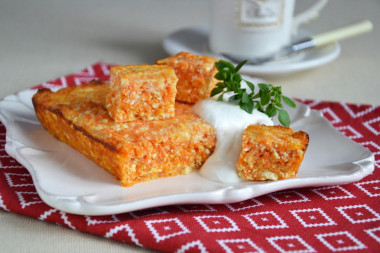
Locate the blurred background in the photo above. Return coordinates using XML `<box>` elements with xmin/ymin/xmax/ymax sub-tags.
<box><xmin>1</xmin><ymin>0</ymin><xmax>379</xmax><ymax>105</ymax></box>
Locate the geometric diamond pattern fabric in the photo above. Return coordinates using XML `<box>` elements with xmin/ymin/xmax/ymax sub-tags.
<box><xmin>0</xmin><ymin>63</ymin><xmax>379</xmax><ymax>252</ymax></box>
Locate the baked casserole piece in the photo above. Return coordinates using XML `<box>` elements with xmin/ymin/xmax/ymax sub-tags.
<box><xmin>32</xmin><ymin>81</ymin><xmax>216</xmax><ymax>186</ymax></box>
<box><xmin>156</xmin><ymin>52</ymin><xmax>218</xmax><ymax>104</ymax></box>
<box><xmin>237</xmin><ymin>125</ymin><xmax>309</xmax><ymax>181</ymax></box>
<box><xmin>106</xmin><ymin>64</ymin><xmax>178</xmax><ymax>122</ymax></box>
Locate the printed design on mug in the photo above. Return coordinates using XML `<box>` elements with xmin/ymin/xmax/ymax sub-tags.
<box><xmin>236</xmin><ymin>0</ymin><xmax>284</xmax><ymax>29</ymax></box>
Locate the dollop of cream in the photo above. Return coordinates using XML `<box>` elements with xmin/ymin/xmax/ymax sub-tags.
<box><xmin>193</xmin><ymin>99</ymin><xmax>273</xmax><ymax>183</ymax></box>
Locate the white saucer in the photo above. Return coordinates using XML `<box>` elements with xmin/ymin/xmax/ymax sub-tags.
<box><xmin>163</xmin><ymin>26</ymin><xmax>341</xmax><ymax>76</ymax></box>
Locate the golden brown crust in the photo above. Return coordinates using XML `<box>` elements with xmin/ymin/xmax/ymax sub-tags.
<box><xmin>32</xmin><ymin>81</ymin><xmax>216</xmax><ymax>186</ymax></box>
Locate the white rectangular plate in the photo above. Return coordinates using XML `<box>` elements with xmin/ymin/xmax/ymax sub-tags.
<box><xmin>0</xmin><ymin>89</ymin><xmax>374</xmax><ymax>215</ymax></box>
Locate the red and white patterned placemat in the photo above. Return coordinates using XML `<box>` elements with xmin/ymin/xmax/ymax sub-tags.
<box><xmin>0</xmin><ymin>63</ymin><xmax>379</xmax><ymax>252</ymax></box>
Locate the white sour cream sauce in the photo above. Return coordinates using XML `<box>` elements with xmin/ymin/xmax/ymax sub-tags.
<box><xmin>193</xmin><ymin>99</ymin><xmax>274</xmax><ymax>183</ymax></box>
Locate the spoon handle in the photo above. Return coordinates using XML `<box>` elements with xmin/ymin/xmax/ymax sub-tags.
<box><xmin>312</xmin><ymin>20</ymin><xmax>373</xmax><ymax>47</ymax></box>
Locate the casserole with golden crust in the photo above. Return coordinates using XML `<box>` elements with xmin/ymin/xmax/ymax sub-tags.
<box><xmin>237</xmin><ymin>125</ymin><xmax>309</xmax><ymax>181</ymax></box>
<box><xmin>156</xmin><ymin>52</ymin><xmax>218</xmax><ymax>104</ymax></box>
<box><xmin>106</xmin><ymin>64</ymin><xmax>177</xmax><ymax>122</ymax></box>
<box><xmin>32</xmin><ymin>80</ymin><xmax>216</xmax><ymax>186</ymax></box>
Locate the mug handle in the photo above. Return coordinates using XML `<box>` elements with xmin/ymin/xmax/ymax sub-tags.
<box><xmin>292</xmin><ymin>0</ymin><xmax>329</xmax><ymax>34</ymax></box>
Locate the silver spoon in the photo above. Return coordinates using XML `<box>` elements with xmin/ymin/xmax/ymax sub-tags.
<box><xmin>222</xmin><ymin>20</ymin><xmax>373</xmax><ymax>65</ymax></box>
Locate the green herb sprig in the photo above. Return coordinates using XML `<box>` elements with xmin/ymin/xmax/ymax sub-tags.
<box><xmin>211</xmin><ymin>60</ymin><xmax>296</xmax><ymax>127</ymax></box>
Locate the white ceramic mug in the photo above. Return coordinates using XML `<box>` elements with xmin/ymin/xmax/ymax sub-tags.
<box><xmin>209</xmin><ymin>0</ymin><xmax>328</xmax><ymax>59</ymax></box>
